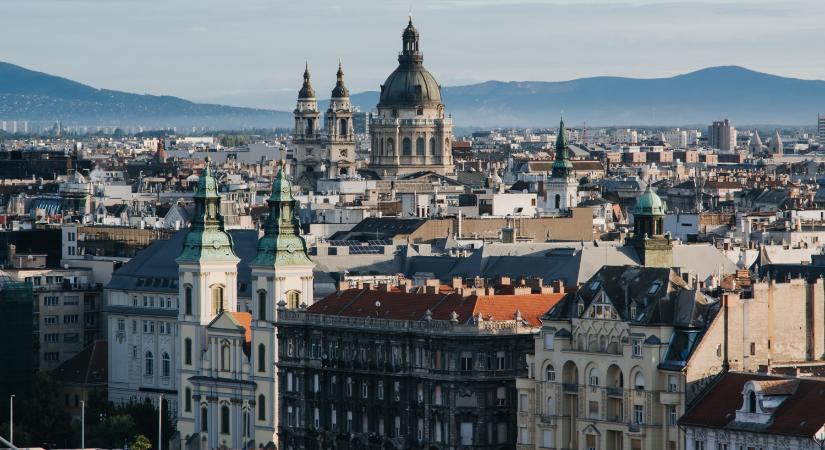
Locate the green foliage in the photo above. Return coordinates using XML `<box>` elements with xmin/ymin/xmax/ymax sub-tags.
<box><xmin>132</xmin><ymin>434</ymin><xmax>152</xmax><ymax>450</ymax></box>
<box><xmin>18</xmin><ymin>372</ymin><xmax>73</xmax><ymax>447</ymax></box>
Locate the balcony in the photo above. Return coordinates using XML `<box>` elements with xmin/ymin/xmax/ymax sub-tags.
<box><xmin>562</xmin><ymin>383</ymin><xmax>578</xmax><ymax>394</ymax></box>
<box><xmin>539</xmin><ymin>415</ymin><xmax>554</xmax><ymax>424</ymax></box>
<box><xmin>628</xmin><ymin>423</ymin><xmax>640</xmax><ymax>433</ymax></box>
<box><xmin>659</xmin><ymin>391</ymin><xmax>681</xmax><ymax>405</ymax></box>
<box><xmin>606</xmin><ymin>387</ymin><xmax>623</xmax><ymax>398</ymax></box>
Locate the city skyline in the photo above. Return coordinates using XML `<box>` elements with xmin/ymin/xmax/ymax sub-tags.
<box><xmin>2</xmin><ymin>0</ymin><xmax>824</xmax><ymax>110</ymax></box>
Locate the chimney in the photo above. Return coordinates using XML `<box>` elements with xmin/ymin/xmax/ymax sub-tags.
<box><xmin>425</xmin><ymin>285</ymin><xmax>437</xmax><ymax>294</ymax></box>
<box><xmin>550</xmin><ymin>279</ymin><xmax>565</xmax><ymax>294</ymax></box>
<box><xmin>452</xmin><ymin>276</ymin><xmax>463</xmax><ymax>290</ymax></box>
<box><xmin>379</xmin><ymin>283</ymin><xmax>391</xmax><ymax>292</ymax></box>
<box><xmin>338</xmin><ymin>280</ymin><xmax>350</xmax><ymax>292</ymax></box>
<box><xmin>499</xmin><ymin>276</ymin><xmax>511</xmax><ymax>286</ymax></box>
<box><xmin>363</xmin><ymin>282</ymin><xmax>373</xmax><ymax>291</ymax></box>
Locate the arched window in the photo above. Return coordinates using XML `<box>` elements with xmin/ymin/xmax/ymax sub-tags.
<box><xmin>634</xmin><ymin>372</ymin><xmax>646</xmax><ymax>390</ymax></box>
<box><xmin>546</xmin><ymin>396</ymin><xmax>555</xmax><ymax>415</ymax></box>
<box><xmin>258</xmin><ymin>343</ymin><xmax>266</xmax><ymax>373</ymax></box>
<box><xmin>387</xmin><ymin>138</ymin><xmax>395</xmax><ymax>155</ymax></box>
<box><xmin>221</xmin><ymin>342</ymin><xmax>230</xmax><ymax>371</ymax></box>
<box><xmin>416</xmin><ymin>137</ymin><xmax>425</xmax><ymax>156</ymax></box>
<box><xmin>201</xmin><ymin>406</ymin><xmax>208</xmax><ymax>431</ymax></box>
<box><xmin>402</xmin><ymin>138</ymin><xmax>412</xmax><ymax>156</ymax></box>
<box><xmin>184</xmin><ymin>285</ymin><xmax>192</xmax><ymax>315</ymax></box>
<box><xmin>748</xmin><ymin>391</ymin><xmax>757</xmax><ymax>413</ymax></box>
<box><xmin>545</xmin><ymin>364</ymin><xmax>556</xmax><ymax>382</ymax></box>
<box><xmin>379</xmin><ymin>139</ymin><xmax>384</xmax><ymax>156</ymax></box>
<box><xmin>185</xmin><ymin>387</ymin><xmax>192</xmax><ymax>412</ymax></box>
<box><xmin>339</xmin><ymin>118</ymin><xmax>348</xmax><ymax>136</ymax></box>
<box><xmin>184</xmin><ymin>338</ymin><xmax>192</xmax><ymax>365</ymax></box>
<box><xmin>258</xmin><ymin>290</ymin><xmax>267</xmax><ymax>321</ymax></box>
<box><xmin>305</xmin><ymin>118</ymin><xmax>314</xmax><ymax>136</ymax></box>
<box><xmin>212</xmin><ymin>285</ymin><xmax>224</xmax><ymax>315</ymax></box>
<box><xmin>429</xmin><ymin>137</ymin><xmax>436</xmax><ymax>155</ymax></box>
<box><xmin>286</xmin><ymin>290</ymin><xmax>301</xmax><ymax>309</ymax></box>
<box><xmin>162</xmin><ymin>352</ymin><xmax>171</xmax><ymax>377</ymax></box>
<box><xmin>258</xmin><ymin>395</ymin><xmax>266</xmax><ymax>421</ymax></box>
<box><xmin>589</xmin><ymin>367</ymin><xmax>600</xmax><ymax>386</ymax></box>
<box><xmin>144</xmin><ymin>351</ymin><xmax>153</xmax><ymax>376</ymax></box>
<box><xmin>220</xmin><ymin>405</ymin><xmax>230</xmax><ymax>434</ymax></box>
<box><xmin>555</xmin><ymin>194</ymin><xmax>561</xmax><ymax>210</ymax></box>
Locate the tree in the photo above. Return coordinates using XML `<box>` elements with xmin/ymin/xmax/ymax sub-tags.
<box><xmin>132</xmin><ymin>434</ymin><xmax>152</xmax><ymax>450</ymax></box>
<box><xmin>20</xmin><ymin>372</ymin><xmax>73</xmax><ymax>447</ymax></box>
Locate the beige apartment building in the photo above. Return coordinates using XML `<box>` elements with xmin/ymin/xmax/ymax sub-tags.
<box><xmin>515</xmin><ymin>267</ymin><xmax>825</xmax><ymax>450</ymax></box>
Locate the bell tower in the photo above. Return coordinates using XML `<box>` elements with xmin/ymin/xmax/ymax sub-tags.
<box><xmin>627</xmin><ymin>185</ymin><xmax>673</xmax><ymax>267</ymax></box>
<box><xmin>249</xmin><ymin>162</ymin><xmax>315</xmax><ymax>445</ymax></box>
<box><xmin>546</xmin><ymin>117</ymin><xmax>579</xmax><ymax>212</ymax></box>
<box><xmin>325</xmin><ymin>62</ymin><xmax>356</xmax><ymax>178</ymax></box>
<box><xmin>292</xmin><ymin>64</ymin><xmax>323</xmax><ymax>179</ymax></box>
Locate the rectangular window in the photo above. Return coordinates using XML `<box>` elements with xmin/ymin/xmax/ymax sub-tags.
<box><xmin>393</xmin><ymin>381</ymin><xmax>400</xmax><ymax>401</ymax></box>
<box><xmin>394</xmin><ymin>416</ymin><xmax>401</xmax><ymax>437</ymax></box>
<box><xmin>519</xmin><ymin>394</ymin><xmax>529</xmax><ymax>412</ymax></box>
<box><xmin>631</xmin><ymin>439</ymin><xmax>642</xmax><ymax>450</ymax></box>
<box><xmin>460</xmin><ymin>422</ymin><xmax>473</xmax><ymax>446</ymax></box>
<box><xmin>668</xmin><ymin>406</ymin><xmax>678</xmax><ymax>425</ymax></box>
<box><xmin>632</xmin><ymin>338</ymin><xmax>642</xmax><ymax>357</ymax></box>
<box><xmin>543</xmin><ymin>333</ymin><xmax>554</xmax><ymax>350</ymax></box>
<box><xmin>377</xmin><ymin>381</ymin><xmax>384</xmax><ymax>400</ymax></box>
<box><xmin>589</xmin><ymin>400</ymin><xmax>599</xmax><ymax>418</ymax></box>
<box><xmin>496</xmin><ymin>387</ymin><xmax>506</xmax><ymax>406</ymax></box>
<box><xmin>330</xmin><ymin>407</ymin><xmax>337</xmax><ymax>431</ymax></box>
<box><xmin>634</xmin><ymin>405</ymin><xmax>644</xmax><ymax>424</ymax></box>
<box><xmin>694</xmin><ymin>441</ymin><xmax>705</xmax><ymax>450</ymax></box>
<box><xmin>496</xmin><ymin>351</ymin><xmax>506</xmax><ymax>370</ymax></box>
<box><xmin>542</xmin><ymin>430</ymin><xmax>553</xmax><ymax>448</ymax></box>
<box><xmin>362</xmin><ymin>380</ymin><xmax>369</xmax><ymax>399</ymax></box>
<box><xmin>750</xmin><ymin>342</ymin><xmax>756</xmax><ymax>356</ymax></box>
<box><xmin>460</xmin><ymin>351</ymin><xmax>473</xmax><ymax>371</ymax></box>
<box><xmin>668</xmin><ymin>375</ymin><xmax>678</xmax><ymax>392</ymax></box>
<box><xmin>346</xmin><ymin>411</ymin><xmax>353</xmax><ymax>432</ymax></box>
<box><xmin>313</xmin><ymin>408</ymin><xmax>320</xmax><ymax>430</ymax></box>
<box><xmin>117</xmin><ymin>319</ymin><xmax>125</xmax><ymax>332</ymax></box>
<box><xmin>434</xmin><ymin>385</ymin><xmax>442</xmax><ymax>405</ymax></box>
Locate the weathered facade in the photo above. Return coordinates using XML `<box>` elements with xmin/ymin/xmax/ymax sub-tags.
<box><xmin>275</xmin><ymin>284</ymin><xmax>564</xmax><ymax>449</ymax></box>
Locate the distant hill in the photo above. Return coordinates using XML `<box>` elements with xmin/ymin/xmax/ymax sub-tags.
<box><xmin>2</xmin><ymin>62</ymin><xmax>823</xmax><ymax>130</ymax></box>
<box><xmin>0</xmin><ymin>61</ymin><xmax>292</xmax><ymax>130</ymax></box>
<box><xmin>349</xmin><ymin>66</ymin><xmax>825</xmax><ymax>127</ymax></box>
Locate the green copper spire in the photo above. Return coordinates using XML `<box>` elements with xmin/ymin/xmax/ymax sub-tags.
<box><xmin>552</xmin><ymin>117</ymin><xmax>573</xmax><ymax>179</ymax></box>
<box><xmin>250</xmin><ymin>162</ymin><xmax>313</xmax><ymax>267</ymax></box>
<box><xmin>177</xmin><ymin>157</ymin><xmax>239</xmax><ymax>262</ymax></box>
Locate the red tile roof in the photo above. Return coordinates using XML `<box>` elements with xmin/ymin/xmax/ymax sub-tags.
<box><xmin>679</xmin><ymin>372</ymin><xmax>825</xmax><ymax>437</ymax></box>
<box><xmin>307</xmin><ymin>289</ymin><xmax>565</xmax><ymax>326</ymax></box>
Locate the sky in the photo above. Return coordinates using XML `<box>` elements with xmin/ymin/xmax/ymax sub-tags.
<box><xmin>2</xmin><ymin>0</ymin><xmax>824</xmax><ymax>110</ymax></box>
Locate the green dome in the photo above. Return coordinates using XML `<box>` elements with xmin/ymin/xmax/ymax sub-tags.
<box><xmin>633</xmin><ymin>186</ymin><xmax>665</xmax><ymax>216</ymax></box>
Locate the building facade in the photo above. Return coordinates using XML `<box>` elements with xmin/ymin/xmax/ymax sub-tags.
<box><xmin>680</xmin><ymin>372</ymin><xmax>825</xmax><ymax>450</ymax></box>
<box><xmin>275</xmin><ymin>281</ymin><xmax>564</xmax><ymax>450</ymax></box>
<box><xmin>368</xmin><ymin>19</ymin><xmax>454</xmax><ymax>178</ymax></box>
<box><xmin>515</xmin><ymin>266</ymin><xmax>721</xmax><ymax>450</ymax></box>
<box><xmin>176</xmin><ymin>161</ymin><xmax>314</xmax><ymax>450</ymax></box>
<box><xmin>708</xmin><ymin>119</ymin><xmax>737</xmax><ymax>152</ymax></box>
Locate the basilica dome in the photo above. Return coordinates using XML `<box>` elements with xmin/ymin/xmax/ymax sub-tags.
<box><xmin>378</xmin><ymin>19</ymin><xmax>443</xmax><ymax>109</ymax></box>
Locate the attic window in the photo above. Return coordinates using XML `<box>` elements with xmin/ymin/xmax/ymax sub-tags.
<box><xmin>590</xmin><ymin>281</ymin><xmax>601</xmax><ymax>291</ymax></box>
<box><xmin>647</xmin><ymin>281</ymin><xmax>662</xmax><ymax>295</ymax></box>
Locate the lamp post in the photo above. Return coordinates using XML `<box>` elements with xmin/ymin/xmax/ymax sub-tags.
<box><xmin>81</xmin><ymin>400</ymin><xmax>85</xmax><ymax>450</ymax></box>
<box><xmin>158</xmin><ymin>394</ymin><xmax>163</xmax><ymax>450</ymax></box>
<box><xmin>9</xmin><ymin>394</ymin><xmax>14</xmax><ymax>446</ymax></box>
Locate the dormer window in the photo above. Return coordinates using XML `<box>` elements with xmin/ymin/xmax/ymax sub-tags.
<box><xmin>577</xmin><ymin>302</ymin><xmax>584</xmax><ymax>317</ymax></box>
<box><xmin>748</xmin><ymin>391</ymin><xmax>757</xmax><ymax>413</ymax></box>
<box><xmin>647</xmin><ymin>281</ymin><xmax>662</xmax><ymax>295</ymax></box>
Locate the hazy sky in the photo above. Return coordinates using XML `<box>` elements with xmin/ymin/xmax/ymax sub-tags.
<box><xmin>3</xmin><ymin>0</ymin><xmax>824</xmax><ymax>110</ymax></box>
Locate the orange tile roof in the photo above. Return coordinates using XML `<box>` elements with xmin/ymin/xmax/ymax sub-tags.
<box><xmin>307</xmin><ymin>289</ymin><xmax>565</xmax><ymax>326</ymax></box>
<box><xmin>230</xmin><ymin>311</ymin><xmax>252</xmax><ymax>344</ymax></box>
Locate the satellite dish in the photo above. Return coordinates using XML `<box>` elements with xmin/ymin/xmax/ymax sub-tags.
<box><xmin>375</xmin><ymin>301</ymin><xmax>381</xmax><ymax>308</ymax></box>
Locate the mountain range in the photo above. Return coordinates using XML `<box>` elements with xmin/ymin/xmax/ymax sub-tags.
<box><xmin>1</xmin><ymin>61</ymin><xmax>823</xmax><ymax>131</ymax></box>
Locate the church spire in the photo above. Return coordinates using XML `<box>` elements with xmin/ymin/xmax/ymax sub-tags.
<box><xmin>331</xmin><ymin>61</ymin><xmax>349</xmax><ymax>98</ymax></box>
<box><xmin>299</xmin><ymin>63</ymin><xmax>316</xmax><ymax>99</ymax></box>
<box><xmin>177</xmin><ymin>157</ymin><xmax>239</xmax><ymax>262</ymax></box>
<box><xmin>552</xmin><ymin>117</ymin><xmax>573</xmax><ymax>179</ymax></box>
<box><xmin>250</xmin><ymin>161</ymin><xmax>313</xmax><ymax>267</ymax></box>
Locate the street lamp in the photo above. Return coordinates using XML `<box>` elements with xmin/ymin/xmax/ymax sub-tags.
<box><xmin>9</xmin><ymin>394</ymin><xmax>14</xmax><ymax>446</ymax></box>
<box><xmin>81</xmin><ymin>400</ymin><xmax>85</xmax><ymax>450</ymax></box>
<box><xmin>158</xmin><ymin>394</ymin><xmax>164</xmax><ymax>450</ymax></box>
